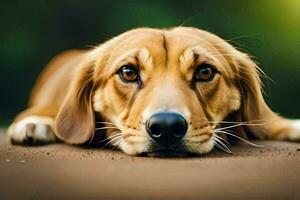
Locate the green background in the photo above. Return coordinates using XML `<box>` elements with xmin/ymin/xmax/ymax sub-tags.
<box><xmin>1</xmin><ymin>0</ymin><xmax>300</xmax><ymax>125</ymax></box>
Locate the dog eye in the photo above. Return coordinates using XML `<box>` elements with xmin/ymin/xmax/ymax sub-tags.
<box><xmin>118</xmin><ymin>65</ymin><xmax>140</xmax><ymax>83</ymax></box>
<box><xmin>195</xmin><ymin>64</ymin><xmax>216</xmax><ymax>82</ymax></box>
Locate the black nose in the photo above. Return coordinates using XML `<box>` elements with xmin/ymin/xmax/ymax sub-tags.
<box><xmin>146</xmin><ymin>112</ymin><xmax>188</xmax><ymax>146</ymax></box>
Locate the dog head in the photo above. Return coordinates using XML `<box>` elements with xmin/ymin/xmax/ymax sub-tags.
<box><xmin>55</xmin><ymin>27</ymin><xmax>278</xmax><ymax>156</ymax></box>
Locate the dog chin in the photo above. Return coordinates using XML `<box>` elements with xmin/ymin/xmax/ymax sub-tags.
<box><xmin>118</xmin><ymin>140</ymin><xmax>150</xmax><ymax>156</ymax></box>
<box><xmin>119</xmin><ymin>138</ymin><xmax>215</xmax><ymax>157</ymax></box>
<box><xmin>140</xmin><ymin>150</ymin><xmax>196</xmax><ymax>158</ymax></box>
<box><xmin>184</xmin><ymin>139</ymin><xmax>215</xmax><ymax>155</ymax></box>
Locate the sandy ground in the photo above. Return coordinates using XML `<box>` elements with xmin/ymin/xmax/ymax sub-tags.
<box><xmin>0</xmin><ymin>130</ymin><xmax>300</xmax><ymax>200</ymax></box>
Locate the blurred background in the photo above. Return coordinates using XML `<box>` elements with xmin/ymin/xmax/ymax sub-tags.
<box><xmin>1</xmin><ymin>0</ymin><xmax>300</xmax><ymax>126</ymax></box>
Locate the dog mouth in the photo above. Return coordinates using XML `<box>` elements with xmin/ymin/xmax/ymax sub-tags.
<box><xmin>140</xmin><ymin>149</ymin><xmax>197</xmax><ymax>158</ymax></box>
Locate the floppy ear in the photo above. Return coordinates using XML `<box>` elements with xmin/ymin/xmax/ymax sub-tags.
<box><xmin>235</xmin><ymin>52</ymin><xmax>300</xmax><ymax>140</ymax></box>
<box><xmin>54</xmin><ymin>60</ymin><xmax>95</xmax><ymax>144</ymax></box>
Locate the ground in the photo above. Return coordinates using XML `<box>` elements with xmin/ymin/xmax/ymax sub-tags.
<box><xmin>0</xmin><ymin>130</ymin><xmax>300</xmax><ymax>200</ymax></box>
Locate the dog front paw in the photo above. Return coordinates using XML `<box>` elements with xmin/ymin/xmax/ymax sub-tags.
<box><xmin>8</xmin><ymin>116</ymin><xmax>56</xmax><ymax>145</ymax></box>
<box><xmin>288</xmin><ymin>120</ymin><xmax>300</xmax><ymax>141</ymax></box>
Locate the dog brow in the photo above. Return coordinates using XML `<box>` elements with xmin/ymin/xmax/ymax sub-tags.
<box><xmin>162</xmin><ymin>33</ymin><xmax>168</xmax><ymax>66</ymax></box>
<box><xmin>193</xmin><ymin>53</ymin><xmax>200</xmax><ymax>66</ymax></box>
<box><xmin>137</xmin><ymin>48</ymin><xmax>153</xmax><ymax>72</ymax></box>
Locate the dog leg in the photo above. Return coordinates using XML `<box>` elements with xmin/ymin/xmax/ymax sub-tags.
<box><xmin>248</xmin><ymin>116</ymin><xmax>300</xmax><ymax>142</ymax></box>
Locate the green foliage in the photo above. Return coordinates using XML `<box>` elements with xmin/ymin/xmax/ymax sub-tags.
<box><xmin>1</xmin><ymin>0</ymin><xmax>300</xmax><ymax>124</ymax></box>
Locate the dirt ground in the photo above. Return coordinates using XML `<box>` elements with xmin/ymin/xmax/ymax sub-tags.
<box><xmin>0</xmin><ymin>130</ymin><xmax>300</xmax><ymax>200</ymax></box>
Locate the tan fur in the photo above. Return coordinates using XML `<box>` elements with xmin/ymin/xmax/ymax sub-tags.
<box><xmin>8</xmin><ymin>27</ymin><xmax>300</xmax><ymax>155</ymax></box>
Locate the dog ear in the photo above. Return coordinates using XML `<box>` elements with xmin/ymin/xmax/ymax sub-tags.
<box><xmin>55</xmin><ymin>59</ymin><xmax>95</xmax><ymax>144</ymax></box>
<box><xmin>235</xmin><ymin>52</ymin><xmax>298</xmax><ymax>140</ymax></box>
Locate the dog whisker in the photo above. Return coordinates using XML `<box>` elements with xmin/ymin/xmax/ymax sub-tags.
<box><xmin>211</xmin><ymin>136</ymin><xmax>232</xmax><ymax>154</ymax></box>
<box><xmin>212</xmin><ymin>136</ymin><xmax>232</xmax><ymax>154</ymax></box>
<box><xmin>112</xmin><ymin>138</ymin><xmax>122</xmax><ymax>146</ymax></box>
<box><xmin>213</xmin><ymin>134</ymin><xmax>230</xmax><ymax>145</ymax></box>
<box><xmin>87</xmin><ymin>123</ymin><xmax>119</xmax><ymax>147</ymax></box>
<box><xmin>86</xmin><ymin>130</ymin><xmax>97</xmax><ymax>147</ymax></box>
<box><xmin>95</xmin><ymin>127</ymin><xmax>119</xmax><ymax>130</ymax></box>
<box><xmin>212</xmin><ymin>139</ymin><xmax>232</xmax><ymax>154</ymax></box>
<box><xmin>209</xmin><ymin>120</ymin><xmax>265</xmax><ymax>125</ymax></box>
<box><xmin>112</xmin><ymin>137</ymin><xmax>124</xmax><ymax>151</ymax></box>
<box><xmin>97</xmin><ymin>132</ymin><xmax>122</xmax><ymax>144</ymax></box>
<box><xmin>111</xmin><ymin>140</ymin><xmax>122</xmax><ymax>154</ymax></box>
<box><xmin>214</xmin><ymin>122</ymin><xmax>267</xmax><ymax>131</ymax></box>
<box><xmin>214</xmin><ymin>130</ymin><xmax>263</xmax><ymax>148</ymax></box>
<box><xmin>103</xmin><ymin>135</ymin><xmax>123</xmax><ymax>148</ymax></box>
<box><xmin>211</xmin><ymin>137</ymin><xmax>230</xmax><ymax>153</ymax></box>
<box><xmin>108</xmin><ymin>137</ymin><xmax>123</xmax><ymax>157</ymax></box>
<box><xmin>177</xmin><ymin>13</ymin><xmax>201</xmax><ymax>27</ymax></box>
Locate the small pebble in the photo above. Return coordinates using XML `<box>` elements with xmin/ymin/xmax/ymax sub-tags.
<box><xmin>6</xmin><ymin>159</ymin><xmax>10</xmax><ymax>162</ymax></box>
<box><xmin>20</xmin><ymin>160</ymin><xmax>25</xmax><ymax>163</ymax></box>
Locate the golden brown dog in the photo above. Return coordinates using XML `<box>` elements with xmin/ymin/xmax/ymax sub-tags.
<box><xmin>7</xmin><ymin>27</ymin><xmax>300</xmax><ymax>156</ymax></box>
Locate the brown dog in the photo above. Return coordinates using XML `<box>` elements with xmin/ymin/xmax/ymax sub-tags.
<box><xmin>7</xmin><ymin>27</ymin><xmax>300</xmax><ymax>156</ymax></box>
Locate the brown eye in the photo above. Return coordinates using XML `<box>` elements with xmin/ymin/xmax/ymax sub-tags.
<box><xmin>118</xmin><ymin>65</ymin><xmax>140</xmax><ymax>83</ymax></box>
<box><xmin>195</xmin><ymin>64</ymin><xmax>217</xmax><ymax>82</ymax></box>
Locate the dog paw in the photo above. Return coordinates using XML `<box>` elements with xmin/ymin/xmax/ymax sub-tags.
<box><xmin>7</xmin><ymin>116</ymin><xmax>56</xmax><ymax>145</ymax></box>
<box><xmin>288</xmin><ymin>120</ymin><xmax>300</xmax><ymax>141</ymax></box>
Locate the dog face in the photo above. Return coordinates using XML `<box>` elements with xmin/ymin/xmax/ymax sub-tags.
<box><xmin>55</xmin><ymin>27</ymin><xmax>273</xmax><ymax>156</ymax></box>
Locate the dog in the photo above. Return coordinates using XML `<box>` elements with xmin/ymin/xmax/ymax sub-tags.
<box><xmin>7</xmin><ymin>27</ymin><xmax>300</xmax><ymax>157</ymax></box>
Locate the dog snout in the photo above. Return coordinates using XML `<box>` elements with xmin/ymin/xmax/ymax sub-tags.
<box><xmin>146</xmin><ymin>112</ymin><xmax>188</xmax><ymax>146</ymax></box>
